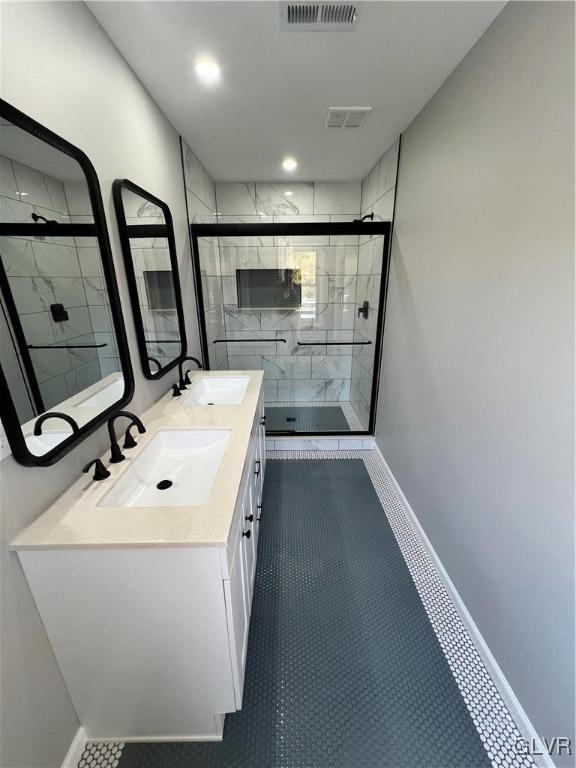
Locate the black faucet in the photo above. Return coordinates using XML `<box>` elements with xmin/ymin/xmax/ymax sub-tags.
<box><xmin>178</xmin><ymin>356</ymin><xmax>202</xmax><ymax>389</ymax></box>
<box><xmin>83</xmin><ymin>458</ymin><xmax>110</xmax><ymax>482</ymax></box>
<box><xmin>33</xmin><ymin>412</ymin><xmax>79</xmax><ymax>436</ymax></box>
<box><xmin>107</xmin><ymin>411</ymin><xmax>146</xmax><ymax>463</ymax></box>
<box><xmin>123</xmin><ymin>423</ymin><xmax>139</xmax><ymax>449</ymax></box>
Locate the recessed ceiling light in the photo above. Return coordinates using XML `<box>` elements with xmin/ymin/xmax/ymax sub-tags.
<box><xmin>284</xmin><ymin>190</ymin><xmax>293</xmax><ymax>196</ymax></box>
<box><xmin>282</xmin><ymin>157</ymin><xmax>298</xmax><ymax>173</ymax></box>
<box><xmin>19</xmin><ymin>191</ymin><xmax>28</xmax><ymax>196</ymax></box>
<box><xmin>195</xmin><ymin>57</ymin><xmax>221</xmax><ymax>86</ymax></box>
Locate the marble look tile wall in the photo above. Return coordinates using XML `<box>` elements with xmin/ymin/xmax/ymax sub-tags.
<box><xmin>184</xmin><ymin>152</ymin><xmax>398</xmax><ymax>429</ymax></box>
<box><xmin>205</xmin><ymin>181</ymin><xmax>362</xmax><ymax>405</ymax></box>
<box><xmin>121</xmin><ymin>191</ymin><xmax>181</xmax><ymax>370</ymax></box>
<box><xmin>0</xmin><ymin>157</ymin><xmax>121</xmax><ymax>411</ymax></box>
<box><xmin>350</xmin><ymin>139</ymin><xmax>400</xmax><ymax>428</ymax></box>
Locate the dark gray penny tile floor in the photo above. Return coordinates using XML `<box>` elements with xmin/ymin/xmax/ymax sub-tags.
<box><xmin>118</xmin><ymin>459</ymin><xmax>491</xmax><ymax>768</ymax></box>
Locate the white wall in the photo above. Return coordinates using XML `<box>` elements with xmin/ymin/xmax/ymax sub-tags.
<box><xmin>0</xmin><ymin>2</ymin><xmax>202</xmax><ymax>765</ymax></box>
<box><xmin>376</xmin><ymin>1</ymin><xmax>574</xmax><ymax>758</ymax></box>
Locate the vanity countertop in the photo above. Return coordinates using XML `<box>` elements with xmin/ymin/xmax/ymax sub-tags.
<box><xmin>10</xmin><ymin>370</ymin><xmax>264</xmax><ymax>551</ymax></box>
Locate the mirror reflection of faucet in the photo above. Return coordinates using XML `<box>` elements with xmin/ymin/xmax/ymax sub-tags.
<box><xmin>33</xmin><ymin>412</ymin><xmax>79</xmax><ymax>437</ymax></box>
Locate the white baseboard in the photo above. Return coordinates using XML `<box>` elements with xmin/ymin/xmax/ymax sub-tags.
<box><xmin>61</xmin><ymin>723</ymin><xmax>224</xmax><ymax>765</ymax></box>
<box><xmin>89</xmin><ymin>733</ymin><xmax>223</xmax><ymax>743</ymax></box>
<box><xmin>374</xmin><ymin>446</ymin><xmax>556</xmax><ymax>768</ymax></box>
<box><xmin>61</xmin><ymin>727</ymin><xmax>87</xmax><ymax>768</ymax></box>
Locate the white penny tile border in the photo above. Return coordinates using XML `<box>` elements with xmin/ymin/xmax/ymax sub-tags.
<box><xmin>77</xmin><ymin>741</ymin><xmax>123</xmax><ymax>767</ymax></box>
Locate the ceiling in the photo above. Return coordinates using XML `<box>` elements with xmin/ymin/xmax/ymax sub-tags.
<box><xmin>88</xmin><ymin>1</ymin><xmax>505</xmax><ymax>182</ymax></box>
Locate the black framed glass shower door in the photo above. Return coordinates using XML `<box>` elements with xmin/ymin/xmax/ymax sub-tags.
<box><xmin>190</xmin><ymin>221</ymin><xmax>391</xmax><ymax>437</ymax></box>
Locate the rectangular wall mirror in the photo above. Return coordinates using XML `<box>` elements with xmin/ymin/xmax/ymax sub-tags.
<box><xmin>113</xmin><ymin>179</ymin><xmax>186</xmax><ymax>378</ymax></box>
<box><xmin>0</xmin><ymin>100</ymin><xmax>134</xmax><ymax>466</ymax></box>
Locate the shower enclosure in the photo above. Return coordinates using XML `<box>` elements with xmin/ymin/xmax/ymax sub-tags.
<box><xmin>190</xmin><ymin>220</ymin><xmax>390</xmax><ymax>436</ymax></box>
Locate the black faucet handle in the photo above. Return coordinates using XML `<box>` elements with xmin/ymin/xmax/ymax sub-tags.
<box><xmin>172</xmin><ymin>383</ymin><xmax>181</xmax><ymax>397</ymax></box>
<box><xmin>123</xmin><ymin>424</ymin><xmax>138</xmax><ymax>449</ymax></box>
<box><xmin>83</xmin><ymin>458</ymin><xmax>110</xmax><ymax>482</ymax></box>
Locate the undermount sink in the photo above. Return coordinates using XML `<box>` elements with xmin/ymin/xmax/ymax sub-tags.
<box><xmin>185</xmin><ymin>376</ymin><xmax>249</xmax><ymax>406</ymax></box>
<box><xmin>98</xmin><ymin>429</ymin><xmax>231</xmax><ymax>508</ymax></box>
<box><xmin>24</xmin><ymin>430</ymin><xmax>71</xmax><ymax>456</ymax></box>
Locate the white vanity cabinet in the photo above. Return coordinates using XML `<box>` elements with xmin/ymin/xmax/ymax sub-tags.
<box><xmin>16</xmin><ymin>389</ymin><xmax>266</xmax><ymax>742</ymax></box>
<box><xmin>221</xmin><ymin>393</ymin><xmax>266</xmax><ymax>708</ymax></box>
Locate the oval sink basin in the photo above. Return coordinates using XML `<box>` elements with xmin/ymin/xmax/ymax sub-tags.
<box><xmin>98</xmin><ymin>429</ymin><xmax>231</xmax><ymax>508</ymax></box>
<box><xmin>185</xmin><ymin>376</ymin><xmax>249</xmax><ymax>406</ymax></box>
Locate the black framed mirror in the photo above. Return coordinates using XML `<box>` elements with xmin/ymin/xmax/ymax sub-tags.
<box><xmin>0</xmin><ymin>100</ymin><xmax>134</xmax><ymax>467</ymax></box>
<box><xmin>112</xmin><ymin>179</ymin><xmax>186</xmax><ymax>379</ymax></box>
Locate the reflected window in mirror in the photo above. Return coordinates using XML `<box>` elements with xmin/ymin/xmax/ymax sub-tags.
<box><xmin>112</xmin><ymin>180</ymin><xmax>186</xmax><ymax>378</ymax></box>
<box><xmin>0</xmin><ymin>100</ymin><xmax>134</xmax><ymax>465</ymax></box>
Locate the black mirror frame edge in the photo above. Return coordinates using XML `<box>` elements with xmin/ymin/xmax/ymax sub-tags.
<box><xmin>0</xmin><ymin>99</ymin><xmax>135</xmax><ymax>467</ymax></box>
<box><xmin>112</xmin><ymin>179</ymin><xmax>187</xmax><ymax>380</ymax></box>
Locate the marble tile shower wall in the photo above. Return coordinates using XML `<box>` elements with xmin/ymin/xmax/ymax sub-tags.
<box><xmin>351</xmin><ymin>139</ymin><xmax>400</xmax><ymax>428</ymax></box>
<box><xmin>0</xmin><ymin>157</ymin><xmax>119</xmax><ymax>411</ymax></box>
<box><xmin>181</xmin><ymin>137</ymin><xmax>399</xmax><ymax>431</ymax></box>
<box><xmin>207</xmin><ymin>181</ymin><xmax>363</xmax><ymax>406</ymax></box>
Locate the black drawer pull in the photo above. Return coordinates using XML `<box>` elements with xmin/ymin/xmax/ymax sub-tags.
<box><xmin>257</xmin><ymin>504</ymin><xmax>262</xmax><ymax>522</ymax></box>
<box><xmin>242</xmin><ymin>530</ymin><xmax>251</xmax><ymax>539</ymax></box>
<box><xmin>254</xmin><ymin>459</ymin><xmax>261</xmax><ymax>477</ymax></box>
<box><xmin>245</xmin><ymin>514</ymin><xmax>254</xmax><ymax>523</ymax></box>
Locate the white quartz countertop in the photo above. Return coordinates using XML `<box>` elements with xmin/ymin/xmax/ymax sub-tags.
<box><xmin>10</xmin><ymin>371</ymin><xmax>264</xmax><ymax>551</ymax></box>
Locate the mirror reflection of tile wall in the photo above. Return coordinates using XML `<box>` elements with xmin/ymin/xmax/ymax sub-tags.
<box><xmin>183</xmin><ymin>138</ymin><xmax>399</xmax><ymax>431</ymax></box>
<box><xmin>0</xmin><ymin>156</ymin><xmax>120</xmax><ymax>412</ymax></box>
<box><xmin>120</xmin><ymin>188</ymin><xmax>181</xmax><ymax>371</ymax></box>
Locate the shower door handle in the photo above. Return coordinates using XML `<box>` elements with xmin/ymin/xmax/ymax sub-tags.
<box><xmin>357</xmin><ymin>300</ymin><xmax>369</xmax><ymax>319</ymax></box>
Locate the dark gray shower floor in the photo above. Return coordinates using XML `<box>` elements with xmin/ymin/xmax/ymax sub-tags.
<box><xmin>117</xmin><ymin>459</ymin><xmax>490</xmax><ymax>768</ymax></box>
<box><xmin>265</xmin><ymin>405</ymin><xmax>350</xmax><ymax>432</ymax></box>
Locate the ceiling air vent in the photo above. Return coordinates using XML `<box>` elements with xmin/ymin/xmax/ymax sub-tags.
<box><xmin>280</xmin><ymin>2</ymin><xmax>359</xmax><ymax>30</ymax></box>
<box><xmin>324</xmin><ymin>107</ymin><xmax>372</xmax><ymax>129</ymax></box>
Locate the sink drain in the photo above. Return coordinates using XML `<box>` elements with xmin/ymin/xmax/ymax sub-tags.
<box><xmin>156</xmin><ymin>479</ymin><xmax>173</xmax><ymax>490</ymax></box>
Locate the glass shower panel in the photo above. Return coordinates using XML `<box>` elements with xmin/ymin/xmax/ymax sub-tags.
<box><xmin>195</xmin><ymin>228</ymin><xmax>386</xmax><ymax>435</ymax></box>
